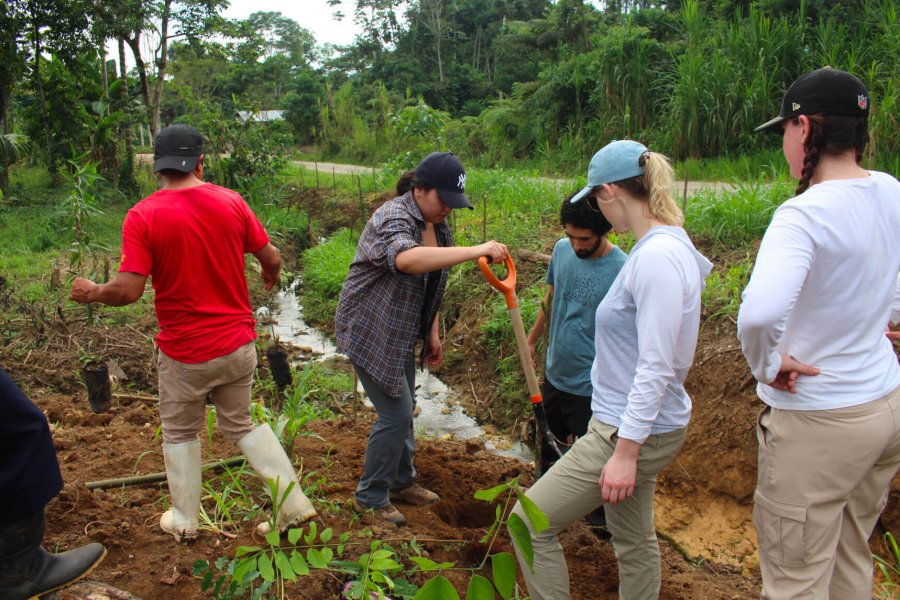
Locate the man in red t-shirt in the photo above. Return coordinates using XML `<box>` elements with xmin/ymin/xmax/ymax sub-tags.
<box><xmin>70</xmin><ymin>124</ymin><xmax>316</xmax><ymax>543</ymax></box>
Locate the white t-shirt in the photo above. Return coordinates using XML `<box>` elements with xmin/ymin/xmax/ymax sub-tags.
<box><xmin>591</xmin><ymin>227</ymin><xmax>712</xmax><ymax>443</ymax></box>
<box><xmin>737</xmin><ymin>171</ymin><xmax>900</xmax><ymax>410</ymax></box>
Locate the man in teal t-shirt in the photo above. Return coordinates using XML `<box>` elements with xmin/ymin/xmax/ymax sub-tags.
<box><xmin>527</xmin><ymin>192</ymin><xmax>627</xmax><ymax>533</ymax></box>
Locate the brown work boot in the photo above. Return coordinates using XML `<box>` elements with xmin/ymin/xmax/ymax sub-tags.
<box><xmin>353</xmin><ymin>499</ymin><xmax>407</xmax><ymax>527</ymax></box>
<box><xmin>390</xmin><ymin>484</ymin><xmax>440</xmax><ymax>506</ymax></box>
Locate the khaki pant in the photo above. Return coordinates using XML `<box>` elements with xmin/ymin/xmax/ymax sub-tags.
<box><xmin>157</xmin><ymin>341</ymin><xmax>257</xmax><ymax>444</ymax></box>
<box><xmin>511</xmin><ymin>418</ymin><xmax>686</xmax><ymax>600</ymax></box>
<box><xmin>755</xmin><ymin>384</ymin><xmax>900</xmax><ymax>600</ymax></box>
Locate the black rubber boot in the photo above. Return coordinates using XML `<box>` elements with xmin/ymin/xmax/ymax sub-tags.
<box><xmin>586</xmin><ymin>505</ymin><xmax>611</xmax><ymax>541</ymax></box>
<box><xmin>0</xmin><ymin>509</ymin><xmax>107</xmax><ymax>600</ymax></box>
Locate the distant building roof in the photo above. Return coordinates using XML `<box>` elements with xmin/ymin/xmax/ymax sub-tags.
<box><xmin>235</xmin><ymin>110</ymin><xmax>285</xmax><ymax>123</ymax></box>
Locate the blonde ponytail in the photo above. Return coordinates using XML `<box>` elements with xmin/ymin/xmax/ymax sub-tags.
<box><xmin>644</xmin><ymin>152</ymin><xmax>682</xmax><ymax>227</ymax></box>
<box><xmin>612</xmin><ymin>150</ymin><xmax>683</xmax><ymax>227</ymax></box>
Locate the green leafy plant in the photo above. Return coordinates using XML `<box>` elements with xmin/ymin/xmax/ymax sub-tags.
<box><xmin>193</xmin><ymin>477</ymin><xmax>547</xmax><ymax>600</ymax></box>
<box><xmin>62</xmin><ymin>153</ymin><xmax>107</xmax><ymax>272</ymax></box>
<box><xmin>249</xmin><ymin>361</ymin><xmax>333</xmax><ymax>453</ymax></box>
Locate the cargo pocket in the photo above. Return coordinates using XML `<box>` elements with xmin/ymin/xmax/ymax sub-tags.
<box><xmin>753</xmin><ymin>488</ymin><xmax>807</xmax><ymax>568</ymax></box>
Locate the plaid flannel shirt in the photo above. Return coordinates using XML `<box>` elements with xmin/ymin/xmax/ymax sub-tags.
<box><xmin>335</xmin><ymin>192</ymin><xmax>453</xmax><ymax>397</ymax></box>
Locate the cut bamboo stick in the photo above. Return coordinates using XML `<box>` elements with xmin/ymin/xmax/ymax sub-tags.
<box><xmin>86</xmin><ymin>456</ymin><xmax>246</xmax><ymax>490</ymax></box>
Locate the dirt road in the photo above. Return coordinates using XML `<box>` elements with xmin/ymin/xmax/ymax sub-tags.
<box><xmin>294</xmin><ymin>160</ymin><xmax>736</xmax><ymax>196</ymax></box>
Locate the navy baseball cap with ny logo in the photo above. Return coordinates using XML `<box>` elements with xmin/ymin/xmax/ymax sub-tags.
<box><xmin>415</xmin><ymin>152</ymin><xmax>474</xmax><ymax>210</ymax></box>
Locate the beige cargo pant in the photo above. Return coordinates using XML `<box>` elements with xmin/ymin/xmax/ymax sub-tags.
<box><xmin>157</xmin><ymin>341</ymin><xmax>258</xmax><ymax>444</ymax></box>
<box><xmin>755</xmin><ymin>384</ymin><xmax>900</xmax><ymax>600</ymax></box>
<box><xmin>511</xmin><ymin>418</ymin><xmax>686</xmax><ymax>600</ymax></box>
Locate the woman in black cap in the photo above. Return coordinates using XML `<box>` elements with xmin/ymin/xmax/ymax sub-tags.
<box><xmin>738</xmin><ymin>67</ymin><xmax>900</xmax><ymax>599</ymax></box>
<box><xmin>335</xmin><ymin>152</ymin><xmax>508</xmax><ymax>526</ymax></box>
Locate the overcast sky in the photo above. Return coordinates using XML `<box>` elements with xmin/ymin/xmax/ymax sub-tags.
<box><xmin>222</xmin><ymin>0</ymin><xmax>363</xmax><ymax>47</ymax></box>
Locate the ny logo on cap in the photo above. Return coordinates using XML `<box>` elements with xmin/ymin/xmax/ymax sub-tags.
<box><xmin>858</xmin><ymin>95</ymin><xmax>868</xmax><ymax>110</ymax></box>
<box><xmin>457</xmin><ymin>173</ymin><xmax>466</xmax><ymax>190</ymax></box>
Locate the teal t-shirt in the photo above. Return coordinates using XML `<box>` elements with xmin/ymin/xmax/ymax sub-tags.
<box><xmin>545</xmin><ymin>238</ymin><xmax>627</xmax><ymax>396</ymax></box>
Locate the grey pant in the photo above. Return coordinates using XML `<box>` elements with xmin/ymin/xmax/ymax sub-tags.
<box><xmin>512</xmin><ymin>418</ymin><xmax>686</xmax><ymax>600</ymax></box>
<box><xmin>353</xmin><ymin>360</ymin><xmax>417</xmax><ymax>509</ymax></box>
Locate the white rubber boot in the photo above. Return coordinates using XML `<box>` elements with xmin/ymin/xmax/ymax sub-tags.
<box><xmin>238</xmin><ymin>424</ymin><xmax>317</xmax><ymax>535</ymax></box>
<box><xmin>159</xmin><ymin>439</ymin><xmax>201</xmax><ymax>542</ymax></box>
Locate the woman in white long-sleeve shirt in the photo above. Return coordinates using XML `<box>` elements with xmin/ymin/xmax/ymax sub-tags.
<box><xmin>511</xmin><ymin>140</ymin><xmax>712</xmax><ymax>600</ymax></box>
<box><xmin>737</xmin><ymin>67</ymin><xmax>900</xmax><ymax>600</ymax></box>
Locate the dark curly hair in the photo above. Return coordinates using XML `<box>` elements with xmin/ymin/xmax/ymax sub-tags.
<box><xmin>560</xmin><ymin>190</ymin><xmax>613</xmax><ymax>236</ymax></box>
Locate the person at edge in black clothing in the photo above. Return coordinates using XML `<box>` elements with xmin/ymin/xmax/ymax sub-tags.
<box><xmin>0</xmin><ymin>365</ymin><xmax>107</xmax><ymax>599</ymax></box>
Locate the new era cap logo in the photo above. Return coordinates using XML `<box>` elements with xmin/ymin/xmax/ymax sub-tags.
<box><xmin>792</xmin><ymin>102</ymin><xmax>801</xmax><ymax>111</ymax></box>
<box><xmin>457</xmin><ymin>173</ymin><xmax>466</xmax><ymax>190</ymax></box>
<box><xmin>858</xmin><ymin>94</ymin><xmax>868</xmax><ymax>110</ymax></box>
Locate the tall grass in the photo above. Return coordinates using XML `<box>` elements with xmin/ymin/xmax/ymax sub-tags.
<box><xmin>450</xmin><ymin>168</ymin><xmax>568</xmax><ymax>251</ymax></box>
<box><xmin>685</xmin><ymin>180</ymin><xmax>792</xmax><ymax>247</ymax></box>
<box><xmin>299</xmin><ymin>228</ymin><xmax>359</xmax><ymax>328</ymax></box>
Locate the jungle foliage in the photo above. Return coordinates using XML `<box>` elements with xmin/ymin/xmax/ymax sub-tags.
<box><xmin>2</xmin><ymin>0</ymin><xmax>897</xmax><ymax>203</ymax></box>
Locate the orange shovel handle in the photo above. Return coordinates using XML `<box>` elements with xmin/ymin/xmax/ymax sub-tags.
<box><xmin>477</xmin><ymin>255</ymin><xmax>517</xmax><ymax>309</ymax></box>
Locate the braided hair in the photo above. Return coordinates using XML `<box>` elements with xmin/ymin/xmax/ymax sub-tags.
<box><xmin>795</xmin><ymin>115</ymin><xmax>869</xmax><ymax>195</ymax></box>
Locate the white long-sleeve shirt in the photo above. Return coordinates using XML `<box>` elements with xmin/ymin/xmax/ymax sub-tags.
<box><xmin>738</xmin><ymin>172</ymin><xmax>900</xmax><ymax>410</ymax></box>
<box><xmin>591</xmin><ymin>227</ymin><xmax>713</xmax><ymax>443</ymax></box>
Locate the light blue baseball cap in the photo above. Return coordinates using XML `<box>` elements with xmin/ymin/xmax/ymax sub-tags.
<box><xmin>570</xmin><ymin>140</ymin><xmax>649</xmax><ymax>203</ymax></box>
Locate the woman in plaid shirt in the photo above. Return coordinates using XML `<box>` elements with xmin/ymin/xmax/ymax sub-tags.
<box><xmin>336</xmin><ymin>152</ymin><xmax>508</xmax><ymax>526</ymax></box>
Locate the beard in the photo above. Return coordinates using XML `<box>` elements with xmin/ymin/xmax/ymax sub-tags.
<box><xmin>575</xmin><ymin>236</ymin><xmax>604</xmax><ymax>259</ymax></box>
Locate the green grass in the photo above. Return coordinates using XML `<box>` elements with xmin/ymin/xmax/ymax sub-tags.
<box><xmin>0</xmin><ymin>166</ymin><xmax>145</xmax><ymax>317</ymax></box>
<box><xmin>674</xmin><ymin>149</ymin><xmax>788</xmax><ymax>182</ymax></box>
<box><xmin>255</xmin><ymin>201</ymin><xmax>312</xmax><ymax>254</ymax></box>
<box><xmin>685</xmin><ymin>179</ymin><xmax>792</xmax><ymax>248</ymax></box>
<box><xmin>283</xmin><ymin>162</ymin><xmax>390</xmax><ymax>199</ymax></box>
<box><xmin>701</xmin><ymin>256</ymin><xmax>755</xmax><ymax>322</ymax></box>
<box><xmin>299</xmin><ymin>228</ymin><xmax>359</xmax><ymax>328</ymax></box>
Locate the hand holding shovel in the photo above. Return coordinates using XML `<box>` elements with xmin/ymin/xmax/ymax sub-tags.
<box><xmin>478</xmin><ymin>255</ymin><xmax>565</xmax><ymax>458</ymax></box>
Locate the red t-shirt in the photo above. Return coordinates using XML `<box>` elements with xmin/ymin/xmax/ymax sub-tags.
<box><xmin>119</xmin><ymin>182</ymin><xmax>269</xmax><ymax>363</ymax></box>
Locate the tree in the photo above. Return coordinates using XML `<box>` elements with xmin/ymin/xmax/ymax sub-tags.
<box><xmin>0</xmin><ymin>1</ymin><xmax>26</xmax><ymax>136</ymax></box>
<box><xmin>96</xmin><ymin>0</ymin><xmax>228</xmax><ymax>141</ymax></box>
<box><xmin>9</xmin><ymin>0</ymin><xmax>95</xmax><ymax>181</ymax></box>
<box><xmin>283</xmin><ymin>71</ymin><xmax>326</xmax><ymax>143</ymax></box>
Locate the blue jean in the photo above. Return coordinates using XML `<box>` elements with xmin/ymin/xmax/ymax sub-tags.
<box><xmin>353</xmin><ymin>360</ymin><xmax>417</xmax><ymax>509</ymax></box>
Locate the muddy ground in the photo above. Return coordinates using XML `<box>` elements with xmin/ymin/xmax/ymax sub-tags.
<box><xmin>2</xmin><ymin>191</ymin><xmax>898</xmax><ymax>599</ymax></box>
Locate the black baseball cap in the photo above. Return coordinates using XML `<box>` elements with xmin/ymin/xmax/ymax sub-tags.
<box><xmin>153</xmin><ymin>124</ymin><xmax>203</xmax><ymax>173</ymax></box>
<box><xmin>415</xmin><ymin>152</ymin><xmax>473</xmax><ymax>210</ymax></box>
<box><xmin>755</xmin><ymin>67</ymin><xmax>869</xmax><ymax>133</ymax></box>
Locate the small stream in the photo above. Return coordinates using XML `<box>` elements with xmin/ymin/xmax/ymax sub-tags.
<box><xmin>266</xmin><ymin>282</ymin><xmax>533</xmax><ymax>462</ymax></box>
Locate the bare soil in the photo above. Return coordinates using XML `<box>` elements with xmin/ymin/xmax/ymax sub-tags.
<box><xmin>3</xmin><ymin>188</ymin><xmax>898</xmax><ymax>599</ymax></box>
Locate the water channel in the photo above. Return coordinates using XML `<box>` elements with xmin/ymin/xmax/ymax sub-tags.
<box><xmin>266</xmin><ymin>282</ymin><xmax>533</xmax><ymax>462</ymax></box>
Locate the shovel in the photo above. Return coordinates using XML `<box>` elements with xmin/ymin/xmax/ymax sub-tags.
<box><xmin>478</xmin><ymin>255</ymin><xmax>565</xmax><ymax>458</ymax></box>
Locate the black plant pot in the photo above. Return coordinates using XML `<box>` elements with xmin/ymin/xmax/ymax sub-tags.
<box><xmin>81</xmin><ymin>361</ymin><xmax>111</xmax><ymax>413</ymax></box>
<box><xmin>265</xmin><ymin>344</ymin><xmax>292</xmax><ymax>391</ymax></box>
